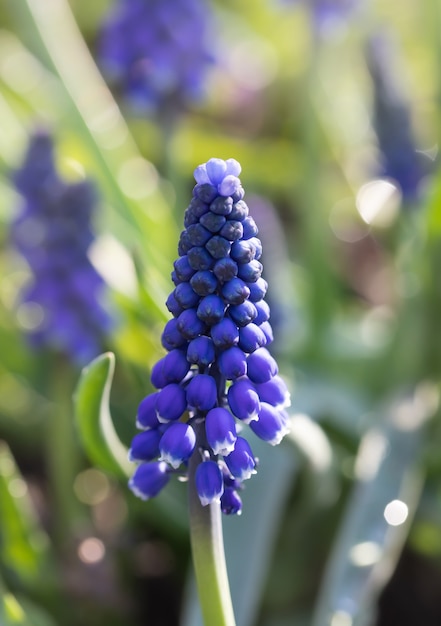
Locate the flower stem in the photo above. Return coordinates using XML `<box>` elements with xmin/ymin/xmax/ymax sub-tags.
<box><xmin>188</xmin><ymin>422</ymin><xmax>236</xmax><ymax>626</ymax></box>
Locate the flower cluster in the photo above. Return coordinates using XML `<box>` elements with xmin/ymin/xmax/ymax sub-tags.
<box><xmin>98</xmin><ymin>0</ymin><xmax>213</xmax><ymax>113</ymax></box>
<box><xmin>11</xmin><ymin>131</ymin><xmax>113</xmax><ymax>366</ymax></box>
<box><xmin>129</xmin><ymin>158</ymin><xmax>290</xmax><ymax>515</ymax></box>
<box><xmin>366</xmin><ymin>33</ymin><xmax>425</xmax><ymax>204</ymax></box>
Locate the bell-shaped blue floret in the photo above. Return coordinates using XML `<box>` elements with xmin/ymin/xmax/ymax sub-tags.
<box><xmin>253</xmin><ymin>299</ymin><xmax>270</xmax><ymax>325</ymax></box>
<box><xmin>255</xmin><ymin>375</ymin><xmax>290</xmax><ymax>408</ymax></box>
<box><xmin>166</xmin><ymin>291</ymin><xmax>184</xmax><ymax>317</ymax></box>
<box><xmin>218</xmin><ymin>347</ymin><xmax>247</xmax><ymax>380</ymax></box>
<box><xmin>213</xmin><ymin>257</ymin><xmax>238</xmax><ymax>283</ymax></box>
<box><xmin>241</xmin><ymin>216</ymin><xmax>259</xmax><ymax>239</ymax></box>
<box><xmin>161</xmin><ymin>318</ymin><xmax>187</xmax><ymax>350</ymax></box>
<box><xmin>187</xmin><ymin>246</ymin><xmax>214</xmax><ymax>271</ymax></box>
<box><xmin>156</xmin><ymin>383</ymin><xmax>187</xmax><ymax>423</ymax></box>
<box><xmin>238</xmin><ymin>323</ymin><xmax>267</xmax><ymax>353</ymax></box>
<box><xmin>237</xmin><ymin>260</ymin><xmax>262</xmax><ymax>283</ymax></box>
<box><xmin>205</xmin><ymin>407</ymin><xmax>237</xmax><ymax>456</ymax></box>
<box><xmin>186</xmin><ymin>223</ymin><xmax>212</xmax><ymax>247</ymax></box>
<box><xmin>151</xmin><ymin>349</ymin><xmax>190</xmax><ymax>388</ymax></box>
<box><xmin>219</xmin><ymin>220</ymin><xmax>243</xmax><ymax>242</ymax></box>
<box><xmin>250</xmin><ymin>402</ymin><xmax>290</xmax><ymax>445</ymax></box>
<box><xmin>247</xmin><ymin>277</ymin><xmax>268</xmax><ymax>302</ymax></box>
<box><xmin>228</xmin><ymin>301</ymin><xmax>257</xmax><ymax>327</ymax></box>
<box><xmin>186</xmin><ymin>374</ymin><xmax>217</xmax><ymax>411</ymax></box>
<box><xmin>186</xmin><ymin>336</ymin><xmax>215</xmax><ymax>366</ymax></box>
<box><xmin>259</xmin><ymin>321</ymin><xmax>274</xmax><ymax>345</ymax></box>
<box><xmin>229</xmin><ymin>200</ymin><xmax>249</xmax><ymax>221</ymax></box>
<box><xmin>190</xmin><ymin>270</ymin><xmax>218</xmax><ymax>296</ymax></box>
<box><xmin>209</xmin><ymin>196</ymin><xmax>233</xmax><ymax>216</ymax></box>
<box><xmin>196</xmin><ymin>294</ymin><xmax>225</xmax><ymax>325</ymax></box>
<box><xmin>227</xmin><ymin>378</ymin><xmax>260</xmax><ymax>423</ymax></box>
<box><xmin>199</xmin><ymin>212</ymin><xmax>226</xmax><ymax>233</ymax></box>
<box><xmin>129</xmin><ymin>461</ymin><xmax>170</xmax><ymax>500</ymax></box>
<box><xmin>174</xmin><ymin>282</ymin><xmax>201</xmax><ymax>309</ymax></box>
<box><xmin>205</xmin><ymin>235</ymin><xmax>232</xmax><ymax>259</ymax></box>
<box><xmin>137</xmin><ymin>392</ymin><xmax>160</xmax><ymax>429</ymax></box>
<box><xmin>206</xmin><ymin>158</ymin><xmax>227</xmax><ymax>185</ymax></box>
<box><xmin>177</xmin><ymin>308</ymin><xmax>207</xmax><ymax>339</ymax></box>
<box><xmin>173</xmin><ymin>255</ymin><xmax>195</xmax><ymax>282</ymax></box>
<box><xmin>247</xmin><ymin>348</ymin><xmax>278</xmax><ymax>384</ymax></box>
<box><xmin>231</xmin><ymin>240</ymin><xmax>256</xmax><ymax>264</ymax></box>
<box><xmin>129</xmin><ymin>429</ymin><xmax>162</xmax><ymax>462</ymax></box>
<box><xmin>221</xmin><ymin>277</ymin><xmax>250</xmax><ymax>305</ymax></box>
<box><xmin>221</xmin><ymin>487</ymin><xmax>242</xmax><ymax>515</ymax></box>
<box><xmin>196</xmin><ymin>460</ymin><xmax>224</xmax><ymax>506</ymax></box>
<box><xmin>159</xmin><ymin>422</ymin><xmax>196</xmax><ymax>469</ymax></box>
<box><xmin>210</xmin><ymin>317</ymin><xmax>239</xmax><ymax>349</ymax></box>
<box><xmin>224</xmin><ymin>437</ymin><xmax>256</xmax><ymax>480</ymax></box>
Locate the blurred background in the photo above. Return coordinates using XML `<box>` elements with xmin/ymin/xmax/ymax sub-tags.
<box><xmin>1</xmin><ymin>0</ymin><xmax>441</xmax><ymax>625</ymax></box>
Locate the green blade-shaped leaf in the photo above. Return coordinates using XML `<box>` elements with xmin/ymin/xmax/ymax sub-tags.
<box><xmin>74</xmin><ymin>352</ymin><xmax>132</xmax><ymax>479</ymax></box>
<box><xmin>311</xmin><ymin>387</ymin><xmax>437</xmax><ymax>626</ymax></box>
<box><xmin>0</xmin><ymin>443</ymin><xmax>50</xmax><ymax>587</ymax></box>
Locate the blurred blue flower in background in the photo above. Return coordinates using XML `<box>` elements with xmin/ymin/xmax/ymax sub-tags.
<box><xmin>11</xmin><ymin>130</ymin><xmax>113</xmax><ymax>366</ymax></box>
<box><xmin>366</xmin><ymin>32</ymin><xmax>429</xmax><ymax>205</ymax></box>
<box><xmin>129</xmin><ymin>158</ymin><xmax>290</xmax><ymax>514</ymax></box>
<box><xmin>98</xmin><ymin>0</ymin><xmax>214</xmax><ymax>114</ymax></box>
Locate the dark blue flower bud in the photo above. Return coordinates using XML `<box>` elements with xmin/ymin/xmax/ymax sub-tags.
<box><xmin>213</xmin><ymin>258</ymin><xmax>238</xmax><ymax>283</ymax></box>
<box><xmin>151</xmin><ymin>349</ymin><xmax>190</xmax><ymax>388</ymax></box>
<box><xmin>250</xmin><ymin>402</ymin><xmax>289</xmax><ymax>445</ymax></box>
<box><xmin>209</xmin><ymin>196</ymin><xmax>233</xmax><ymax>216</ymax></box>
<box><xmin>159</xmin><ymin>422</ymin><xmax>196</xmax><ymax>469</ymax></box>
<box><xmin>218</xmin><ymin>347</ymin><xmax>247</xmax><ymax>379</ymax></box>
<box><xmin>247</xmin><ymin>277</ymin><xmax>268</xmax><ymax>302</ymax></box>
<box><xmin>173</xmin><ymin>255</ymin><xmax>196</xmax><ymax>282</ymax></box>
<box><xmin>210</xmin><ymin>317</ymin><xmax>239</xmax><ymax>349</ymax></box>
<box><xmin>199</xmin><ymin>212</ymin><xmax>227</xmax><ymax>233</ymax></box>
<box><xmin>247</xmin><ymin>348</ymin><xmax>278</xmax><ymax>384</ymax></box>
<box><xmin>229</xmin><ymin>200</ymin><xmax>249</xmax><ymax>221</ymax></box>
<box><xmin>219</xmin><ymin>220</ymin><xmax>244</xmax><ymax>241</ymax></box>
<box><xmin>241</xmin><ymin>216</ymin><xmax>259</xmax><ymax>239</ymax></box>
<box><xmin>196</xmin><ymin>294</ymin><xmax>225</xmax><ymax>325</ymax></box>
<box><xmin>187</xmin><ymin>336</ymin><xmax>215</xmax><ymax>366</ymax></box>
<box><xmin>231</xmin><ymin>240</ymin><xmax>256</xmax><ymax>264</ymax></box>
<box><xmin>259</xmin><ymin>320</ymin><xmax>274</xmax><ymax>345</ymax></box>
<box><xmin>177</xmin><ymin>308</ymin><xmax>207</xmax><ymax>339</ymax></box>
<box><xmin>228</xmin><ymin>301</ymin><xmax>257</xmax><ymax>327</ymax></box>
<box><xmin>161</xmin><ymin>318</ymin><xmax>188</xmax><ymax>349</ymax></box>
<box><xmin>129</xmin><ymin>461</ymin><xmax>170</xmax><ymax>501</ymax></box>
<box><xmin>221</xmin><ymin>487</ymin><xmax>242</xmax><ymax>515</ymax></box>
<box><xmin>187</xmin><ymin>246</ymin><xmax>214</xmax><ymax>270</ymax></box>
<box><xmin>178</xmin><ymin>230</ymin><xmax>192</xmax><ymax>255</ymax></box>
<box><xmin>205</xmin><ymin>235</ymin><xmax>232</xmax><ymax>259</ymax></box>
<box><xmin>227</xmin><ymin>378</ymin><xmax>260</xmax><ymax>423</ymax></box>
<box><xmin>221</xmin><ymin>277</ymin><xmax>250</xmax><ymax>305</ymax></box>
<box><xmin>205</xmin><ymin>407</ymin><xmax>237</xmax><ymax>455</ymax></box>
<box><xmin>224</xmin><ymin>437</ymin><xmax>256</xmax><ymax>480</ymax></box>
<box><xmin>187</xmin><ymin>197</ymin><xmax>209</xmax><ymax>219</ymax></box>
<box><xmin>186</xmin><ymin>374</ymin><xmax>217</xmax><ymax>411</ymax></box>
<box><xmin>193</xmin><ymin>183</ymin><xmax>218</xmax><ymax>203</ymax></box>
<box><xmin>247</xmin><ymin>237</ymin><xmax>262</xmax><ymax>260</ymax></box>
<box><xmin>196</xmin><ymin>460</ymin><xmax>224</xmax><ymax>506</ymax></box>
<box><xmin>184</xmin><ymin>206</ymin><xmax>199</xmax><ymax>227</ymax></box>
<box><xmin>129</xmin><ymin>429</ymin><xmax>162</xmax><ymax>462</ymax></box>
<box><xmin>137</xmin><ymin>392</ymin><xmax>160</xmax><ymax>429</ymax></box>
<box><xmin>190</xmin><ymin>270</ymin><xmax>218</xmax><ymax>296</ymax></box>
<box><xmin>237</xmin><ymin>260</ymin><xmax>263</xmax><ymax>283</ymax></box>
<box><xmin>156</xmin><ymin>384</ymin><xmax>187</xmax><ymax>422</ymax></box>
<box><xmin>166</xmin><ymin>291</ymin><xmax>184</xmax><ymax>317</ymax></box>
<box><xmin>186</xmin><ymin>223</ymin><xmax>212</xmax><ymax>246</ymax></box>
<box><xmin>254</xmin><ymin>299</ymin><xmax>270</xmax><ymax>325</ymax></box>
<box><xmin>238</xmin><ymin>323</ymin><xmax>267</xmax><ymax>353</ymax></box>
<box><xmin>171</xmin><ymin>270</ymin><xmax>180</xmax><ymax>286</ymax></box>
<box><xmin>255</xmin><ymin>375</ymin><xmax>290</xmax><ymax>408</ymax></box>
<box><xmin>174</xmin><ymin>282</ymin><xmax>200</xmax><ymax>309</ymax></box>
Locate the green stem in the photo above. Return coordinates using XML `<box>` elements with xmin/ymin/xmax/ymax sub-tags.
<box><xmin>188</xmin><ymin>424</ymin><xmax>236</xmax><ymax>626</ymax></box>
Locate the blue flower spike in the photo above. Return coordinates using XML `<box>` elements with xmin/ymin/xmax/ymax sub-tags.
<box><xmin>128</xmin><ymin>159</ymin><xmax>290</xmax><ymax>512</ymax></box>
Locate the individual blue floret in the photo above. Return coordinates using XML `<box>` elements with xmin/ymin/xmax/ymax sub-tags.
<box><xmin>11</xmin><ymin>130</ymin><xmax>113</xmax><ymax>366</ymax></box>
<box><xmin>128</xmin><ymin>158</ymin><xmax>290</xmax><ymax>514</ymax></box>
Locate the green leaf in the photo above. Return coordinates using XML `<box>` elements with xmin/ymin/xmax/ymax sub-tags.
<box><xmin>311</xmin><ymin>386</ymin><xmax>437</xmax><ymax>626</ymax></box>
<box><xmin>73</xmin><ymin>352</ymin><xmax>132</xmax><ymax>479</ymax></box>
<box><xmin>0</xmin><ymin>587</ymin><xmax>56</xmax><ymax>626</ymax></box>
<box><xmin>0</xmin><ymin>443</ymin><xmax>50</xmax><ymax>587</ymax></box>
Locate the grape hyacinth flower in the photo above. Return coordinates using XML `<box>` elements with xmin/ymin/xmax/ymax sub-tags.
<box><xmin>366</xmin><ymin>33</ymin><xmax>428</xmax><ymax>205</ymax></box>
<box><xmin>129</xmin><ymin>158</ymin><xmax>290</xmax><ymax>515</ymax></box>
<box><xmin>98</xmin><ymin>0</ymin><xmax>214</xmax><ymax>114</ymax></box>
<box><xmin>11</xmin><ymin>131</ymin><xmax>113</xmax><ymax>366</ymax></box>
